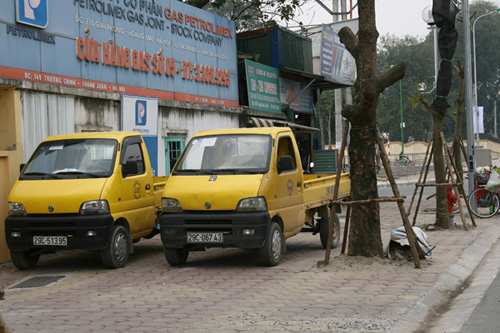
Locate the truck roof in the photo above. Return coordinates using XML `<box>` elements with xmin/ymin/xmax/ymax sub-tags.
<box><xmin>193</xmin><ymin>127</ymin><xmax>293</xmax><ymax>137</ymax></box>
<box><xmin>41</xmin><ymin>131</ymin><xmax>143</xmax><ymax>142</ymax></box>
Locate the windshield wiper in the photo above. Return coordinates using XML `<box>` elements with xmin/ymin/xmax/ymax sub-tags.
<box><xmin>54</xmin><ymin>171</ymin><xmax>101</xmax><ymax>178</ymax></box>
<box><xmin>215</xmin><ymin>169</ymin><xmax>262</xmax><ymax>174</ymax></box>
<box><xmin>22</xmin><ymin>172</ymin><xmax>62</xmax><ymax>179</ymax></box>
<box><xmin>173</xmin><ymin>169</ymin><xmax>217</xmax><ymax>175</ymax></box>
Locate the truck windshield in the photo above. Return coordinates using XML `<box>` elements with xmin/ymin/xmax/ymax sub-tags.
<box><xmin>173</xmin><ymin>134</ymin><xmax>271</xmax><ymax>175</ymax></box>
<box><xmin>20</xmin><ymin>139</ymin><xmax>118</xmax><ymax>180</ymax></box>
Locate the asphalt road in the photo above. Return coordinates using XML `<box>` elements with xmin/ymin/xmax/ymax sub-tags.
<box><xmin>461</xmin><ymin>265</ymin><xmax>500</xmax><ymax>332</ymax></box>
<box><xmin>378</xmin><ymin>184</ymin><xmax>435</xmax><ymax>198</ymax></box>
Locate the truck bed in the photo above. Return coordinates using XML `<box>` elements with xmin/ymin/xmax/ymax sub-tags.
<box><xmin>303</xmin><ymin>173</ymin><xmax>350</xmax><ymax>210</ymax></box>
<box><xmin>153</xmin><ymin>176</ymin><xmax>169</xmax><ymax>212</ymax></box>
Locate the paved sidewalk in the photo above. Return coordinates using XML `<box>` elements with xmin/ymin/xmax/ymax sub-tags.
<box><xmin>0</xmin><ymin>185</ymin><xmax>499</xmax><ymax>332</ymax></box>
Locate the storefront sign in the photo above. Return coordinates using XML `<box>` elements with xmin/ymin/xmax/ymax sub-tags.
<box><xmin>245</xmin><ymin>59</ymin><xmax>281</xmax><ymax>114</ymax></box>
<box><xmin>122</xmin><ymin>95</ymin><xmax>159</xmax><ymax>176</ymax></box>
<box><xmin>0</xmin><ymin>0</ymin><xmax>238</xmax><ymax>107</ymax></box>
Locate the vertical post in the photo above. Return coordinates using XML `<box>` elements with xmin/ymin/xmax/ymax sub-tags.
<box><xmin>495</xmin><ymin>100</ymin><xmax>498</xmax><ymax>137</ymax></box>
<box><xmin>324</xmin><ymin>121</ymin><xmax>349</xmax><ymax>265</ymax></box>
<box><xmin>399</xmin><ymin>79</ymin><xmax>404</xmax><ymax>165</ymax></box>
<box><xmin>463</xmin><ymin>0</ymin><xmax>476</xmax><ymax>196</ymax></box>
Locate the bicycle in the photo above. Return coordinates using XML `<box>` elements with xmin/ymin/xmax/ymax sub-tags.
<box><xmin>468</xmin><ymin>171</ymin><xmax>500</xmax><ymax>218</ymax></box>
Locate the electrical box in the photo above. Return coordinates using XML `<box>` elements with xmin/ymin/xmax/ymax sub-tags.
<box><xmin>476</xmin><ymin>148</ymin><xmax>492</xmax><ymax>167</ymax></box>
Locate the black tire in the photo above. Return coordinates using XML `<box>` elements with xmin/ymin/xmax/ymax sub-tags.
<box><xmin>10</xmin><ymin>250</ymin><xmax>40</xmax><ymax>270</ymax></box>
<box><xmin>164</xmin><ymin>247</ymin><xmax>189</xmax><ymax>266</ymax></box>
<box><xmin>468</xmin><ymin>189</ymin><xmax>500</xmax><ymax>218</ymax></box>
<box><xmin>100</xmin><ymin>225</ymin><xmax>130</xmax><ymax>269</ymax></box>
<box><xmin>319</xmin><ymin>214</ymin><xmax>340</xmax><ymax>249</ymax></box>
<box><xmin>258</xmin><ymin>222</ymin><xmax>282</xmax><ymax>266</ymax></box>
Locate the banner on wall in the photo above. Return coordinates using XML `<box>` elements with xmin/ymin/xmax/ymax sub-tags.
<box><xmin>122</xmin><ymin>95</ymin><xmax>159</xmax><ymax>176</ymax></box>
<box><xmin>1</xmin><ymin>0</ymin><xmax>238</xmax><ymax>107</ymax></box>
<box><xmin>279</xmin><ymin>77</ymin><xmax>314</xmax><ymax>113</ymax></box>
<box><xmin>245</xmin><ymin>59</ymin><xmax>281</xmax><ymax>114</ymax></box>
<box><xmin>320</xmin><ymin>24</ymin><xmax>355</xmax><ymax>85</ymax></box>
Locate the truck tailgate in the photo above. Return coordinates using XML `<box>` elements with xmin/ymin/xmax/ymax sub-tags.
<box><xmin>303</xmin><ymin>173</ymin><xmax>350</xmax><ymax>209</ymax></box>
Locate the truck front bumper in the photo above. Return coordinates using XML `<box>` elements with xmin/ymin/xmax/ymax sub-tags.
<box><xmin>5</xmin><ymin>214</ymin><xmax>114</xmax><ymax>252</ymax></box>
<box><xmin>159</xmin><ymin>211</ymin><xmax>271</xmax><ymax>249</ymax></box>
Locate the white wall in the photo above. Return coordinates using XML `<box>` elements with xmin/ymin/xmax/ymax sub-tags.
<box><xmin>21</xmin><ymin>92</ymin><xmax>74</xmax><ymax>161</ymax></box>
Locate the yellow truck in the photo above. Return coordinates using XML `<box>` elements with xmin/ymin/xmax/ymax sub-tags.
<box><xmin>159</xmin><ymin>127</ymin><xmax>350</xmax><ymax>266</ymax></box>
<box><xmin>5</xmin><ymin>132</ymin><xmax>167</xmax><ymax>269</ymax></box>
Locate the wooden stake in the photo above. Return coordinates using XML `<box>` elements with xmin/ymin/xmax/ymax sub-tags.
<box><xmin>324</xmin><ymin>121</ymin><xmax>350</xmax><ymax>265</ymax></box>
<box><xmin>407</xmin><ymin>135</ymin><xmax>433</xmax><ymax>217</ymax></box>
<box><xmin>341</xmin><ymin>205</ymin><xmax>351</xmax><ymax>255</ymax></box>
<box><xmin>375</xmin><ymin>123</ymin><xmax>422</xmax><ymax>268</ymax></box>
<box><xmin>412</xmin><ymin>141</ymin><xmax>435</xmax><ymax>225</ymax></box>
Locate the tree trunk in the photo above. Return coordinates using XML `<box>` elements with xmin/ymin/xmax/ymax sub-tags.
<box><xmin>432</xmin><ymin>115</ymin><xmax>450</xmax><ymax>228</ymax></box>
<box><xmin>316</xmin><ymin>91</ymin><xmax>325</xmax><ymax>149</ymax></box>
<box><xmin>338</xmin><ymin>0</ymin><xmax>405</xmax><ymax>257</ymax></box>
<box><xmin>347</xmin><ymin>127</ymin><xmax>383</xmax><ymax>256</ymax></box>
<box><xmin>419</xmin><ymin>97</ymin><xmax>451</xmax><ymax>228</ymax></box>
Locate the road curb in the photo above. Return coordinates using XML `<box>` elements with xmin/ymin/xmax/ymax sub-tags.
<box><xmin>391</xmin><ymin>220</ymin><xmax>500</xmax><ymax>332</ymax></box>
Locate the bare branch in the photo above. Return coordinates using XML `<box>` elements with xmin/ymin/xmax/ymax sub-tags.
<box><xmin>377</xmin><ymin>62</ymin><xmax>406</xmax><ymax>93</ymax></box>
<box><xmin>338</xmin><ymin>27</ymin><xmax>359</xmax><ymax>59</ymax></box>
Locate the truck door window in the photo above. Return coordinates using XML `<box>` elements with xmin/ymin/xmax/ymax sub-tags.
<box><xmin>277</xmin><ymin>137</ymin><xmax>297</xmax><ymax>171</ymax></box>
<box><xmin>122</xmin><ymin>143</ymin><xmax>145</xmax><ymax>176</ymax></box>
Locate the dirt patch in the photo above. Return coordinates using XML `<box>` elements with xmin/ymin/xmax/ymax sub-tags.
<box><xmin>316</xmin><ymin>253</ymin><xmax>434</xmax><ymax>273</ymax></box>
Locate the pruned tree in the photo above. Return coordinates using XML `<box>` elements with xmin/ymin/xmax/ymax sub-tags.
<box><xmin>338</xmin><ymin>1</ymin><xmax>406</xmax><ymax>256</ymax></box>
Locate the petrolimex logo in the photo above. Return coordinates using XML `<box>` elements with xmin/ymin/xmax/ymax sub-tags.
<box><xmin>135</xmin><ymin>100</ymin><xmax>147</xmax><ymax>126</ymax></box>
<box><xmin>16</xmin><ymin>0</ymin><xmax>49</xmax><ymax>29</ymax></box>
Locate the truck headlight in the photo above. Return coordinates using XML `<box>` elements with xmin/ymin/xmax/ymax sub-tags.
<box><xmin>236</xmin><ymin>197</ymin><xmax>267</xmax><ymax>212</ymax></box>
<box><xmin>162</xmin><ymin>198</ymin><xmax>183</xmax><ymax>213</ymax></box>
<box><xmin>8</xmin><ymin>202</ymin><xmax>27</xmax><ymax>216</ymax></box>
<box><xmin>79</xmin><ymin>200</ymin><xmax>110</xmax><ymax>215</ymax></box>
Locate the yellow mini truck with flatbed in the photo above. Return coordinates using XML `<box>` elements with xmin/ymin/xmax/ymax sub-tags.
<box><xmin>159</xmin><ymin>127</ymin><xmax>350</xmax><ymax>266</ymax></box>
<box><xmin>5</xmin><ymin>131</ymin><xmax>167</xmax><ymax>269</ymax></box>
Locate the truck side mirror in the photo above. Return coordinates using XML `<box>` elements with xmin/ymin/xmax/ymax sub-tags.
<box><xmin>278</xmin><ymin>155</ymin><xmax>294</xmax><ymax>174</ymax></box>
<box><xmin>122</xmin><ymin>160</ymin><xmax>138</xmax><ymax>177</ymax></box>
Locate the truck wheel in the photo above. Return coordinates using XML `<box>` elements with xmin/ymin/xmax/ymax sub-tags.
<box><xmin>164</xmin><ymin>247</ymin><xmax>188</xmax><ymax>266</ymax></box>
<box><xmin>259</xmin><ymin>222</ymin><xmax>282</xmax><ymax>266</ymax></box>
<box><xmin>320</xmin><ymin>214</ymin><xmax>340</xmax><ymax>249</ymax></box>
<box><xmin>10</xmin><ymin>251</ymin><xmax>40</xmax><ymax>270</ymax></box>
<box><xmin>101</xmin><ymin>225</ymin><xmax>130</xmax><ymax>269</ymax></box>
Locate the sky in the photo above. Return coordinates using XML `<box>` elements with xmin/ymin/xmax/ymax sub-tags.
<box><xmin>293</xmin><ymin>0</ymin><xmax>500</xmax><ymax>38</ymax></box>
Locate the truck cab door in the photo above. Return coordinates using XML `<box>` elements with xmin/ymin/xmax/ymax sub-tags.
<box><xmin>275</xmin><ymin>135</ymin><xmax>305</xmax><ymax>234</ymax></box>
<box><xmin>119</xmin><ymin>136</ymin><xmax>155</xmax><ymax>237</ymax></box>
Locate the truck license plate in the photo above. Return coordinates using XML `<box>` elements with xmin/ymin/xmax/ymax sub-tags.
<box><xmin>33</xmin><ymin>236</ymin><xmax>67</xmax><ymax>246</ymax></box>
<box><xmin>187</xmin><ymin>232</ymin><xmax>223</xmax><ymax>243</ymax></box>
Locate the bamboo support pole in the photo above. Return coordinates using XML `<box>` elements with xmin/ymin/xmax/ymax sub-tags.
<box><xmin>412</xmin><ymin>141</ymin><xmax>435</xmax><ymax>225</ymax></box>
<box><xmin>441</xmin><ymin>133</ymin><xmax>476</xmax><ymax>228</ymax></box>
<box><xmin>407</xmin><ymin>135</ymin><xmax>433</xmax><ymax>217</ymax></box>
<box><xmin>341</xmin><ymin>205</ymin><xmax>351</xmax><ymax>255</ymax></box>
<box><xmin>375</xmin><ymin>124</ymin><xmax>422</xmax><ymax>268</ymax></box>
<box><xmin>324</xmin><ymin>121</ymin><xmax>350</xmax><ymax>265</ymax></box>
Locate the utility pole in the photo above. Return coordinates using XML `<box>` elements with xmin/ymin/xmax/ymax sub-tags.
<box><xmin>341</xmin><ymin>0</ymin><xmax>352</xmax><ymax>149</ymax></box>
<box><xmin>463</xmin><ymin>0</ymin><xmax>476</xmax><ymax>195</ymax></box>
<box><xmin>495</xmin><ymin>100</ymin><xmax>497</xmax><ymax>137</ymax></box>
<box><xmin>333</xmin><ymin>0</ymin><xmax>343</xmax><ymax>151</ymax></box>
